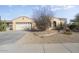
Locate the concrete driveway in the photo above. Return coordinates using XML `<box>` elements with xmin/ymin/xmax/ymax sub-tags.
<box><xmin>0</xmin><ymin>31</ymin><xmax>25</xmax><ymax>45</ymax></box>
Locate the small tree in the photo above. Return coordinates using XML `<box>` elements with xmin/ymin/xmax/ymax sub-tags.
<box><xmin>32</xmin><ymin>6</ymin><xmax>54</xmax><ymax>31</ymax></box>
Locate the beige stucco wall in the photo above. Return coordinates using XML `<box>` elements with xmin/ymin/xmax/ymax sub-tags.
<box><xmin>50</xmin><ymin>17</ymin><xmax>66</xmax><ymax>29</ymax></box>
<box><xmin>12</xmin><ymin>16</ymin><xmax>36</xmax><ymax>31</ymax></box>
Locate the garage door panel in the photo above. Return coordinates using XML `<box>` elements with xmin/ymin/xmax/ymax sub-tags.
<box><xmin>16</xmin><ymin>23</ymin><xmax>31</xmax><ymax>30</ymax></box>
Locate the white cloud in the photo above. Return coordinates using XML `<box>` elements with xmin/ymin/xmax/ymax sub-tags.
<box><xmin>63</xmin><ymin>5</ymin><xmax>75</xmax><ymax>9</ymax></box>
<box><xmin>51</xmin><ymin>5</ymin><xmax>76</xmax><ymax>11</ymax></box>
<box><xmin>51</xmin><ymin>7</ymin><xmax>61</xmax><ymax>11</ymax></box>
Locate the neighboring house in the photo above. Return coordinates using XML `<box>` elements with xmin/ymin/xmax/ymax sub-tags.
<box><xmin>6</xmin><ymin>16</ymin><xmax>66</xmax><ymax>31</ymax></box>
<box><xmin>50</xmin><ymin>17</ymin><xmax>66</xmax><ymax>29</ymax></box>
<box><xmin>6</xmin><ymin>16</ymin><xmax>36</xmax><ymax>31</ymax></box>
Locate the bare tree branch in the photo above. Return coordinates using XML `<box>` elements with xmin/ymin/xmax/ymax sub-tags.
<box><xmin>32</xmin><ymin>6</ymin><xmax>54</xmax><ymax>30</ymax></box>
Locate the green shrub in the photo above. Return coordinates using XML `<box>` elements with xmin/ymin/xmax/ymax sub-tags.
<box><xmin>0</xmin><ymin>20</ymin><xmax>7</xmax><ymax>31</ymax></box>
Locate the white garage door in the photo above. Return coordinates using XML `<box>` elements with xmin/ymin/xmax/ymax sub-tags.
<box><xmin>16</xmin><ymin>23</ymin><xmax>32</xmax><ymax>30</ymax></box>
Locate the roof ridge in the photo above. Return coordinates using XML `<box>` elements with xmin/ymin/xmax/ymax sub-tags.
<box><xmin>12</xmin><ymin>16</ymin><xmax>31</xmax><ymax>20</ymax></box>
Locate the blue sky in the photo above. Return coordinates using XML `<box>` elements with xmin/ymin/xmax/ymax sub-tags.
<box><xmin>0</xmin><ymin>5</ymin><xmax>79</xmax><ymax>23</ymax></box>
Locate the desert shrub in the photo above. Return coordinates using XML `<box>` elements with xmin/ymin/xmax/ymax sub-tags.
<box><xmin>63</xmin><ymin>31</ymin><xmax>72</xmax><ymax>35</ymax></box>
<box><xmin>68</xmin><ymin>23</ymin><xmax>79</xmax><ymax>32</ymax></box>
<box><xmin>63</xmin><ymin>27</ymin><xmax>72</xmax><ymax>35</ymax></box>
<box><xmin>69</xmin><ymin>24</ymin><xmax>77</xmax><ymax>30</ymax></box>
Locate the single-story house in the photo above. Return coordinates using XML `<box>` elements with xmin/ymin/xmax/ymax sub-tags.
<box><xmin>50</xmin><ymin>17</ymin><xmax>66</xmax><ymax>29</ymax></box>
<box><xmin>6</xmin><ymin>16</ymin><xmax>66</xmax><ymax>31</ymax></box>
<box><xmin>6</xmin><ymin>16</ymin><xmax>36</xmax><ymax>31</ymax></box>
